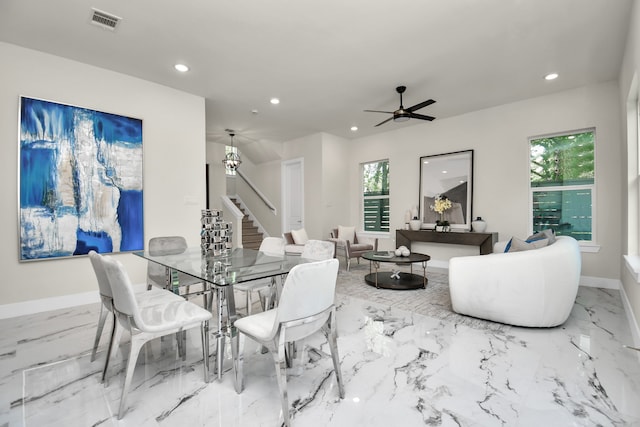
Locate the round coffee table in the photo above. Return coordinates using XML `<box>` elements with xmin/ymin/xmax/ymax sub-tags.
<box><xmin>361</xmin><ymin>251</ymin><xmax>430</xmax><ymax>290</ymax></box>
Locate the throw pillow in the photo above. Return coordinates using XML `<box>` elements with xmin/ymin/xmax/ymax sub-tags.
<box><xmin>338</xmin><ymin>225</ymin><xmax>356</xmax><ymax>243</ymax></box>
<box><xmin>290</xmin><ymin>228</ymin><xmax>309</xmax><ymax>245</ymax></box>
<box><xmin>526</xmin><ymin>228</ymin><xmax>556</xmax><ymax>244</ymax></box>
<box><xmin>507</xmin><ymin>237</ymin><xmax>549</xmax><ymax>252</ymax></box>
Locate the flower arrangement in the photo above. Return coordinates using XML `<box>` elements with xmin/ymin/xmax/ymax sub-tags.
<box><xmin>430</xmin><ymin>194</ymin><xmax>452</xmax><ymax>227</ymax></box>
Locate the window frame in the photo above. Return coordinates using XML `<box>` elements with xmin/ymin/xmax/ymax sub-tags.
<box><xmin>361</xmin><ymin>159</ymin><xmax>390</xmax><ymax>235</ymax></box>
<box><xmin>528</xmin><ymin>128</ymin><xmax>597</xmax><ymax>247</ymax></box>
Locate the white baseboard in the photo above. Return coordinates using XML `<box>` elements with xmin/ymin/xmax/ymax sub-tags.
<box><xmin>579</xmin><ymin>275</ymin><xmax>621</xmax><ymax>289</ymax></box>
<box><xmin>0</xmin><ymin>283</ymin><xmax>146</xmax><ymax>320</ymax></box>
<box><xmin>618</xmin><ymin>282</ymin><xmax>640</xmax><ymax>364</ymax></box>
<box><xmin>0</xmin><ymin>291</ymin><xmax>100</xmax><ymax>320</ymax></box>
<box><xmin>619</xmin><ymin>283</ymin><xmax>640</xmax><ymax>346</ymax></box>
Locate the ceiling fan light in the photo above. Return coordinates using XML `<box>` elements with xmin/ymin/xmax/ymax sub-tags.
<box><xmin>393</xmin><ymin>113</ymin><xmax>410</xmax><ymax>122</ymax></box>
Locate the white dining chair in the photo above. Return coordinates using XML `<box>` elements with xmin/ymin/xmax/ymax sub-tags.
<box><xmin>234</xmin><ymin>237</ymin><xmax>285</xmax><ymax>315</ymax></box>
<box><xmin>101</xmin><ymin>255</ymin><xmax>213</xmax><ymax>419</ymax></box>
<box><xmin>88</xmin><ymin>251</ymin><xmax>184</xmax><ymax>369</ymax></box>
<box><xmin>233</xmin><ymin>258</ymin><xmax>344</xmax><ymax>426</ymax></box>
<box><xmin>300</xmin><ymin>239</ymin><xmax>335</xmax><ymax>261</ymax></box>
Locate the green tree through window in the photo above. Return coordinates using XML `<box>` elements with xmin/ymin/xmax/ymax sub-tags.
<box><xmin>362</xmin><ymin>160</ymin><xmax>389</xmax><ymax>232</ymax></box>
<box><xmin>530</xmin><ymin>130</ymin><xmax>595</xmax><ymax>241</ymax></box>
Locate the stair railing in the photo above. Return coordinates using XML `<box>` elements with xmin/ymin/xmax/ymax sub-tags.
<box><xmin>221</xmin><ymin>195</ymin><xmax>244</xmax><ymax>248</ymax></box>
<box><xmin>237</xmin><ymin>169</ymin><xmax>277</xmax><ymax>215</ymax></box>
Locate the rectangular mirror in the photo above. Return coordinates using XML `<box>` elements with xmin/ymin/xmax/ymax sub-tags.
<box><xmin>419</xmin><ymin>150</ymin><xmax>474</xmax><ymax>230</ymax></box>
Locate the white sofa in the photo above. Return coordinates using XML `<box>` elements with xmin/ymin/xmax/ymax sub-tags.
<box><xmin>448</xmin><ymin>236</ymin><xmax>581</xmax><ymax>327</ymax></box>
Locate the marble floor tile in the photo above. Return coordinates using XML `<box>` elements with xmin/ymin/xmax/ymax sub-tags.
<box><xmin>1</xmin><ymin>263</ymin><xmax>639</xmax><ymax>426</ymax></box>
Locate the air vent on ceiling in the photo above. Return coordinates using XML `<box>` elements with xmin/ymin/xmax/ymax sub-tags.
<box><xmin>90</xmin><ymin>8</ymin><xmax>121</xmax><ymax>30</ymax></box>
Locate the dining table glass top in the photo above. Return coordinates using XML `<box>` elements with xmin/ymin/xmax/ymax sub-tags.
<box><xmin>133</xmin><ymin>247</ymin><xmax>302</xmax><ymax>286</ymax></box>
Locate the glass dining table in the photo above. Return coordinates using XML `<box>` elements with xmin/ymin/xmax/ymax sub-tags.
<box><xmin>133</xmin><ymin>247</ymin><xmax>304</xmax><ymax>385</ymax></box>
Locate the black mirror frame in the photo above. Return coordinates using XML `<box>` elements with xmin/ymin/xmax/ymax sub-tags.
<box><xmin>419</xmin><ymin>149</ymin><xmax>474</xmax><ymax>231</ymax></box>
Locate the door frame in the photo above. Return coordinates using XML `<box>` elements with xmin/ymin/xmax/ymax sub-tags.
<box><xmin>281</xmin><ymin>157</ymin><xmax>304</xmax><ymax>233</ymax></box>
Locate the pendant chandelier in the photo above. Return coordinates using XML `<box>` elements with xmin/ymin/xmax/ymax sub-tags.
<box><xmin>222</xmin><ymin>132</ymin><xmax>241</xmax><ymax>171</ymax></box>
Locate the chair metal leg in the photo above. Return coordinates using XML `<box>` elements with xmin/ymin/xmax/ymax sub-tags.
<box><xmin>342</xmin><ymin>247</ymin><xmax>350</xmax><ymax>271</ymax></box>
<box><xmin>182</xmin><ymin>330</ymin><xmax>187</xmax><ymax>361</ymax></box>
<box><xmin>326</xmin><ymin>310</ymin><xmax>345</xmax><ymax>398</ymax></box>
<box><xmin>273</xmin><ymin>331</ymin><xmax>291</xmax><ymax>427</ymax></box>
<box><xmin>91</xmin><ymin>304</ymin><xmax>109</xmax><ymax>362</ymax></box>
<box><xmin>118</xmin><ymin>334</ymin><xmax>146</xmax><ymax>419</ymax></box>
<box><xmin>176</xmin><ymin>331</ymin><xmax>183</xmax><ymax>360</ymax></box>
<box><xmin>285</xmin><ymin>342</ymin><xmax>297</xmax><ymax>368</ymax></box>
<box><xmin>102</xmin><ymin>314</ymin><xmax>123</xmax><ymax>384</ymax></box>
<box><xmin>245</xmin><ymin>291</ymin><xmax>252</xmax><ymax>316</ymax></box>
<box><xmin>201</xmin><ymin>321</ymin><xmax>210</xmax><ymax>383</ymax></box>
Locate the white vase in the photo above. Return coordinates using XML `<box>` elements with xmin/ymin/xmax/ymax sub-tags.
<box><xmin>409</xmin><ymin>219</ymin><xmax>421</xmax><ymax>231</ymax></box>
<box><xmin>472</xmin><ymin>217</ymin><xmax>487</xmax><ymax>232</ymax></box>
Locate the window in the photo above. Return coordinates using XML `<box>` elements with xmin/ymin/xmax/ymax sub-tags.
<box><xmin>224</xmin><ymin>145</ymin><xmax>238</xmax><ymax>176</ymax></box>
<box><xmin>362</xmin><ymin>160</ymin><xmax>390</xmax><ymax>232</ymax></box>
<box><xmin>529</xmin><ymin>129</ymin><xmax>595</xmax><ymax>241</ymax></box>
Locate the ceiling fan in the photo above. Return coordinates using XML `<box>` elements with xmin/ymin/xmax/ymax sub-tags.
<box><xmin>365</xmin><ymin>86</ymin><xmax>436</xmax><ymax>127</ymax></box>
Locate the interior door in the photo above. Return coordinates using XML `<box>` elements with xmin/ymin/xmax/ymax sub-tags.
<box><xmin>282</xmin><ymin>158</ymin><xmax>304</xmax><ymax>232</ymax></box>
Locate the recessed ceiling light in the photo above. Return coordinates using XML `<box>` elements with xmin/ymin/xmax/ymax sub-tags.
<box><xmin>350</xmin><ymin>126</ymin><xmax>358</xmax><ymax>132</ymax></box>
<box><xmin>544</xmin><ymin>73</ymin><xmax>558</xmax><ymax>81</ymax></box>
<box><xmin>270</xmin><ymin>98</ymin><xmax>280</xmax><ymax>105</ymax></box>
<box><xmin>442</xmin><ymin>170</ymin><xmax>448</xmax><ymax>174</ymax></box>
<box><xmin>174</xmin><ymin>63</ymin><xmax>189</xmax><ymax>72</ymax></box>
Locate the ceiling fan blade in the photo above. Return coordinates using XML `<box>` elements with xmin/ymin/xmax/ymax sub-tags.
<box><xmin>407</xmin><ymin>99</ymin><xmax>435</xmax><ymax>112</ymax></box>
<box><xmin>364</xmin><ymin>109</ymin><xmax>394</xmax><ymax>114</ymax></box>
<box><xmin>375</xmin><ymin>117</ymin><xmax>394</xmax><ymax>127</ymax></box>
<box><xmin>409</xmin><ymin>112</ymin><xmax>435</xmax><ymax>121</ymax></box>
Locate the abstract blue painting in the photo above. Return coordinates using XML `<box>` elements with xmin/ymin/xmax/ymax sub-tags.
<box><xmin>19</xmin><ymin>97</ymin><xmax>143</xmax><ymax>260</ymax></box>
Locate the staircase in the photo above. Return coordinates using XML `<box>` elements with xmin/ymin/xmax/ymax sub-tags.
<box><xmin>230</xmin><ymin>198</ymin><xmax>263</xmax><ymax>250</ymax></box>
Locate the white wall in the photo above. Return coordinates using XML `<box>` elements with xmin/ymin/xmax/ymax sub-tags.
<box><xmin>1</xmin><ymin>42</ymin><xmax>206</xmax><ymax>305</ymax></box>
<box><xmin>321</xmin><ymin>133</ymin><xmax>351</xmax><ymax>238</ymax></box>
<box><xmin>348</xmin><ymin>81</ymin><xmax>622</xmax><ymax>279</ymax></box>
<box><xmin>206</xmin><ymin>142</ymin><xmax>226</xmax><ymax>211</ymax></box>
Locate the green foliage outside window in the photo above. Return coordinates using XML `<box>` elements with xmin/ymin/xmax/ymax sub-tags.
<box><xmin>530</xmin><ymin>130</ymin><xmax>594</xmax><ymax>241</ymax></box>
<box><xmin>363</xmin><ymin>161</ymin><xmax>389</xmax><ymax>196</ymax></box>
<box><xmin>530</xmin><ymin>131</ymin><xmax>594</xmax><ymax>187</ymax></box>
<box><xmin>363</xmin><ymin>160</ymin><xmax>389</xmax><ymax>232</ymax></box>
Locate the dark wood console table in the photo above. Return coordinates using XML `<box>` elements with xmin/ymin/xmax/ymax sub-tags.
<box><xmin>396</xmin><ymin>229</ymin><xmax>498</xmax><ymax>255</ymax></box>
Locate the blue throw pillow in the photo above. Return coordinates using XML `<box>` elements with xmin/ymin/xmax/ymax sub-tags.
<box><xmin>504</xmin><ymin>232</ymin><xmax>554</xmax><ymax>253</ymax></box>
<box><xmin>527</xmin><ymin>229</ymin><xmax>556</xmax><ymax>244</ymax></box>
<box><xmin>504</xmin><ymin>238</ymin><xmax>513</xmax><ymax>253</ymax></box>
